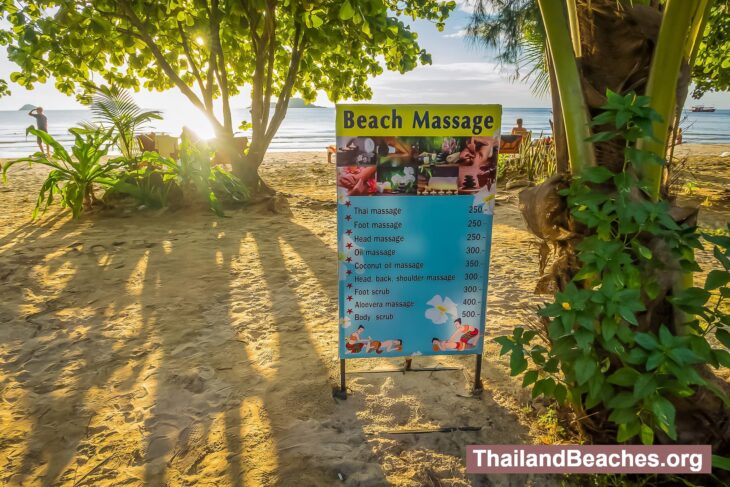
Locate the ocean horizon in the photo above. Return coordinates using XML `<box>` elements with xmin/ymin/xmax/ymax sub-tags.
<box><xmin>1</xmin><ymin>106</ymin><xmax>728</xmax><ymax>157</ymax></box>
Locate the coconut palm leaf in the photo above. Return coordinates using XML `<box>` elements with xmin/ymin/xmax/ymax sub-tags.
<box><xmin>90</xmin><ymin>85</ymin><xmax>162</xmax><ymax>159</ymax></box>
<box><xmin>468</xmin><ymin>0</ymin><xmax>550</xmax><ymax>96</ymax></box>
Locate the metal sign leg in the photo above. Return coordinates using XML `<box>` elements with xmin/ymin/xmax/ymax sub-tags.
<box><xmin>333</xmin><ymin>359</ymin><xmax>348</xmax><ymax>399</ymax></box>
<box><xmin>473</xmin><ymin>354</ymin><xmax>484</xmax><ymax>395</ymax></box>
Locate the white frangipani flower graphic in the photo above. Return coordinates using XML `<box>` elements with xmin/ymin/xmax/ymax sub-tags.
<box><xmin>340</xmin><ymin>316</ymin><xmax>352</xmax><ymax>329</ymax></box>
<box><xmin>337</xmin><ymin>187</ymin><xmax>350</xmax><ymax>206</ymax></box>
<box><xmin>425</xmin><ymin>295</ymin><xmax>458</xmax><ymax>324</ymax></box>
<box><xmin>472</xmin><ymin>185</ymin><xmax>496</xmax><ymax>214</ymax></box>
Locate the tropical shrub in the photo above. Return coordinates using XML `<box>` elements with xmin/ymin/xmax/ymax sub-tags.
<box><xmin>3</xmin><ymin>126</ymin><xmax>120</xmax><ymax>218</ymax></box>
<box><xmin>126</xmin><ymin>134</ymin><xmax>250</xmax><ymax>216</ymax></box>
<box><xmin>496</xmin><ymin>92</ymin><xmax>729</xmax><ymax>446</ymax></box>
<box><xmin>107</xmin><ymin>154</ymin><xmax>180</xmax><ymax>209</ymax></box>
<box><xmin>513</xmin><ymin>133</ymin><xmax>557</xmax><ymax>183</ymax></box>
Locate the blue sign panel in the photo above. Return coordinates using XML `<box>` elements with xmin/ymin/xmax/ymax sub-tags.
<box><xmin>336</xmin><ymin>104</ymin><xmax>501</xmax><ymax>359</ymax></box>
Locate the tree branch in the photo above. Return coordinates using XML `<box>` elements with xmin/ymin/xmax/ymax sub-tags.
<box><xmin>264</xmin><ymin>24</ymin><xmax>305</xmax><ymax>143</ymax></box>
<box><xmin>177</xmin><ymin>20</ymin><xmax>208</xmax><ymax>109</ymax></box>
<box><xmin>210</xmin><ymin>0</ymin><xmax>232</xmax><ymax>133</ymax></box>
<box><xmin>261</xmin><ymin>0</ymin><xmax>277</xmax><ymax>127</ymax></box>
<box><xmin>118</xmin><ymin>1</ymin><xmax>225</xmax><ymax>133</ymax></box>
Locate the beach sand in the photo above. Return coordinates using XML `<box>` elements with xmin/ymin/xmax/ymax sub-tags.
<box><xmin>0</xmin><ymin>146</ymin><xmax>727</xmax><ymax>486</ymax></box>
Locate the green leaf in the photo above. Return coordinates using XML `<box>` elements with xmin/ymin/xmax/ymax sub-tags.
<box><xmin>522</xmin><ymin>370</ymin><xmax>538</xmax><ymax>387</ymax></box>
<box><xmin>587</xmin><ymin>131</ymin><xmax>617</xmax><ymax>142</ymax></box>
<box><xmin>650</xmin><ymin>396</ymin><xmax>677</xmax><ymax>440</ymax></box>
<box><xmin>310</xmin><ymin>14</ymin><xmax>324</xmax><ymax>28</ymax></box>
<box><xmin>607</xmin><ymin>367</ymin><xmax>640</xmax><ymax>386</ymax></box>
<box><xmin>658</xmin><ymin>325</ymin><xmax>673</xmax><ymax>348</ymax></box>
<box><xmin>574</xmin><ymin>355</ymin><xmax>597</xmax><ymax>385</ymax></box>
<box><xmin>601</xmin><ymin>317</ymin><xmax>617</xmax><ymax>341</ymax></box>
<box><xmin>582</xmin><ymin>166</ymin><xmax>614</xmax><ymax>183</ymax></box>
<box><xmin>640</xmin><ymin>423</ymin><xmax>654</xmax><ymax>445</ymax></box>
<box><xmin>635</xmin><ymin>333</ymin><xmax>658</xmax><ymax>350</ymax></box>
<box><xmin>633</xmin><ymin>374</ymin><xmax>657</xmax><ymax>399</ymax></box>
<box><xmin>607</xmin><ymin>392</ymin><xmax>637</xmax><ymax>409</ymax></box>
<box><xmin>617</xmin><ymin>420</ymin><xmax>641</xmax><ymax>442</ymax></box>
<box><xmin>635</xmin><ymin>243</ymin><xmax>653</xmax><ymax>260</ymax></box>
<box><xmin>705</xmin><ymin>270</ymin><xmax>730</xmax><ymax>290</ymax></box>
<box><xmin>712</xmin><ymin>455</ymin><xmax>730</xmax><ymax>472</ymax></box>
<box><xmin>338</xmin><ymin>0</ymin><xmax>355</xmax><ymax>20</ymax></box>
<box><xmin>618</xmin><ymin>306</ymin><xmax>639</xmax><ymax>326</ymax></box>
<box><xmin>646</xmin><ymin>351</ymin><xmax>664</xmax><ymax>371</ymax></box>
<box><xmin>717</xmin><ymin>329</ymin><xmax>730</xmax><ymax>349</ymax></box>
<box><xmin>667</xmin><ymin>347</ymin><xmax>702</xmax><ymax>366</ymax></box>
<box><xmin>494</xmin><ymin>335</ymin><xmax>514</xmax><ymax>355</ymax></box>
<box><xmin>509</xmin><ymin>351</ymin><xmax>528</xmax><ymax>376</ymax></box>
<box><xmin>609</xmin><ymin>407</ymin><xmax>638</xmax><ymax>424</ymax></box>
<box><xmin>554</xmin><ymin>384</ymin><xmax>567</xmax><ymax>405</ymax></box>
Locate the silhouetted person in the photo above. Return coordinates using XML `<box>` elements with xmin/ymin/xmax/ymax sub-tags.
<box><xmin>28</xmin><ymin>107</ymin><xmax>50</xmax><ymax>156</ymax></box>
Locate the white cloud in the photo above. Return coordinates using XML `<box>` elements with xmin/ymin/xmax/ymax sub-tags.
<box><xmin>454</xmin><ymin>0</ymin><xmax>496</xmax><ymax>14</ymax></box>
<box><xmin>443</xmin><ymin>29</ymin><xmax>467</xmax><ymax>39</ymax></box>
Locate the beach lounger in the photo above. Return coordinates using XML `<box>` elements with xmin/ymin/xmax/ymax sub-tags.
<box><xmin>211</xmin><ymin>136</ymin><xmax>248</xmax><ymax>166</ymax></box>
<box><xmin>499</xmin><ymin>134</ymin><xmax>523</xmax><ymax>154</ymax></box>
<box><xmin>156</xmin><ymin>135</ymin><xmax>179</xmax><ymax>159</ymax></box>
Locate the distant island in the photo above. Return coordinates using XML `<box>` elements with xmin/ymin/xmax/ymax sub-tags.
<box><xmin>19</xmin><ymin>104</ymin><xmax>36</xmax><ymax>111</ymax></box>
<box><xmin>248</xmin><ymin>97</ymin><xmax>323</xmax><ymax>109</ymax></box>
<box><xmin>284</xmin><ymin>98</ymin><xmax>323</xmax><ymax>109</ymax></box>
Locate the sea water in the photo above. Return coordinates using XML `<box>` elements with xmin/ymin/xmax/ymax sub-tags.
<box><xmin>0</xmin><ymin>107</ymin><xmax>728</xmax><ymax>157</ymax></box>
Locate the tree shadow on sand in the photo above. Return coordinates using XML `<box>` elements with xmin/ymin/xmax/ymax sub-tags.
<box><xmin>0</xmin><ymin>203</ymin><xmax>547</xmax><ymax>486</ymax></box>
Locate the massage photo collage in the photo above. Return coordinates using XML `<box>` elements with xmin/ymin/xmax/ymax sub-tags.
<box><xmin>336</xmin><ymin>135</ymin><xmax>499</xmax><ymax>197</ymax></box>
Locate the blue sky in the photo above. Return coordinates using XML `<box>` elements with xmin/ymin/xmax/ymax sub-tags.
<box><xmin>1</xmin><ymin>2</ymin><xmax>728</xmax><ymax>111</ymax></box>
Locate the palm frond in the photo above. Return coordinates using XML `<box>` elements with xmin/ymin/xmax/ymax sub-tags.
<box><xmin>89</xmin><ymin>85</ymin><xmax>162</xmax><ymax>159</ymax></box>
<box><xmin>467</xmin><ymin>0</ymin><xmax>550</xmax><ymax>96</ymax></box>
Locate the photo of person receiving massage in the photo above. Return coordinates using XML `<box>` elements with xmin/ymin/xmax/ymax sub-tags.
<box><xmin>337</xmin><ymin>135</ymin><xmax>498</xmax><ymax>197</ymax></box>
<box><xmin>344</xmin><ymin>325</ymin><xmax>403</xmax><ymax>355</ymax></box>
<box><xmin>404</xmin><ymin>136</ymin><xmax>498</xmax><ymax>195</ymax></box>
<box><xmin>432</xmin><ymin>318</ymin><xmax>480</xmax><ymax>352</ymax></box>
<box><xmin>337</xmin><ymin>164</ymin><xmax>377</xmax><ymax>196</ymax></box>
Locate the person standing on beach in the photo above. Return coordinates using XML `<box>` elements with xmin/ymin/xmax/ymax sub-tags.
<box><xmin>28</xmin><ymin>107</ymin><xmax>50</xmax><ymax>156</ymax></box>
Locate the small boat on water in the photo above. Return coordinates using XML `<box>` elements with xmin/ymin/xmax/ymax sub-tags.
<box><xmin>691</xmin><ymin>105</ymin><xmax>716</xmax><ymax>112</ymax></box>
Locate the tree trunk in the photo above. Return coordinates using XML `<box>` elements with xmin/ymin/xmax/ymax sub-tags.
<box><xmin>234</xmin><ymin>135</ymin><xmax>275</xmax><ymax>196</ymax></box>
<box><xmin>547</xmin><ymin>53</ymin><xmax>568</xmax><ymax>173</ymax></box>
<box><xmin>520</xmin><ymin>0</ymin><xmax>730</xmax><ymax>451</ymax></box>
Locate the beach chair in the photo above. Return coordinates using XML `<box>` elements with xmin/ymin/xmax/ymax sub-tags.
<box><xmin>499</xmin><ymin>134</ymin><xmax>523</xmax><ymax>155</ymax></box>
<box><xmin>156</xmin><ymin>135</ymin><xmax>179</xmax><ymax>159</ymax></box>
<box><xmin>136</xmin><ymin>133</ymin><xmax>156</xmax><ymax>153</ymax></box>
<box><xmin>211</xmin><ymin>136</ymin><xmax>248</xmax><ymax>166</ymax></box>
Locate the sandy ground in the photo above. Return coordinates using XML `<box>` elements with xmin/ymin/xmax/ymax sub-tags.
<box><xmin>0</xmin><ymin>147</ymin><xmax>727</xmax><ymax>486</ymax></box>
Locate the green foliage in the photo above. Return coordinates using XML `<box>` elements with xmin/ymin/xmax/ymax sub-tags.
<box><xmin>495</xmin><ymin>91</ymin><xmax>729</xmax><ymax>445</ymax></box>
<box><xmin>498</xmin><ymin>134</ymin><xmax>556</xmax><ymax>183</ymax></box>
<box><xmin>108</xmin><ymin>154</ymin><xmax>179</xmax><ymax>209</ymax></box>
<box><xmin>467</xmin><ymin>0</ymin><xmax>541</xmax><ymax>66</ymax></box>
<box><xmin>133</xmin><ymin>133</ymin><xmax>250</xmax><ymax>216</ymax></box>
<box><xmin>3</xmin><ymin>124</ymin><xmax>248</xmax><ymax>218</ymax></box>
<box><xmin>87</xmin><ymin>86</ymin><xmax>161</xmax><ymax>160</ymax></box>
<box><xmin>692</xmin><ymin>2</ymin><xmax>730</xmax><ymax>98</ymax></box>
<box><xmin>3</xmin><ymin>127</ymin><xmax>120</xmax><ymax>218</ymax></box>
<box><xmin>0</xmin><ymin>0</ymin><xmax>453</xmax><ymax>169</ymax></box>
<box><xmin>0</xmin><ymin>78</ymin><xmax>9</xmax><ymax>97</ymax></box>
<box><xmin>519</xmin><ymin>133</ymin><xmax>556</xmax><ymax>182</ymax></box>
